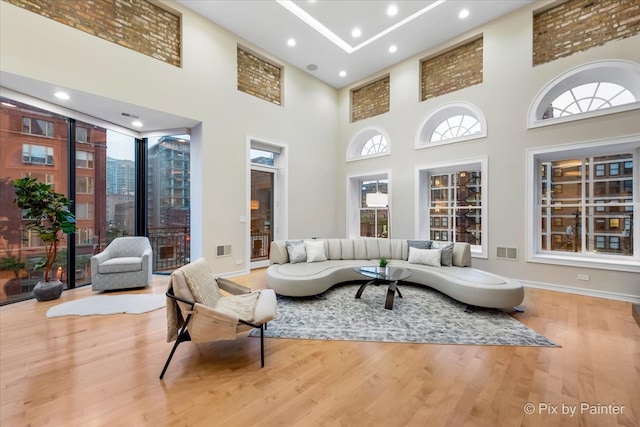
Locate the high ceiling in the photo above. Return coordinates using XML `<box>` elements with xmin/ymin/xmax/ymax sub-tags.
<box><xmin>178</xmin><ymin>0</ymin><xmax>533</xmax><ymax>88</ymax></box>
<box><xmin>1</xmin><ymin>0</ymin><xmax>535</xmax><ymax>134</ymax></box>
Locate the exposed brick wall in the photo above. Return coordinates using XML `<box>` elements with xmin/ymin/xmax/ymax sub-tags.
<box><xmin>237</xmin><ymin>47</ymin><xmax>282</xmax><ymax>106</ymax></box>
<box><xmin>420</xmin><ymin>37</ymin><xmax>483</xmax><ymax>102</ymax></box>
<box><xmin>3</xmin><ymin>0</ymin><xmax>181</xmax><ymax>66</ymax></box>
<box><xmin>533</xmin><ymin>0</ymin><xmax>640</xmax><ymax>66</ymax></box>
<box><xmin>351</xmin><ymin>75</ymin><xmax>390</xmax><ymax>123</ymax></box>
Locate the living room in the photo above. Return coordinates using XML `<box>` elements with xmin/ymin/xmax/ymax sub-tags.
<box><xmin>0</xmin><ymin>0</ymin><xmax>639</xmax><ymax>425</ymax></box>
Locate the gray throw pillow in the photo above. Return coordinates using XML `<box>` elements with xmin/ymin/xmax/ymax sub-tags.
<box><xmin>407</xmin><ymin>240</ymin><xmax>432</xmax><ymax>260</ymax></box>
<box><xmin>408</xmin><ymin>240</ymin><xmax>432</xmax><ymax>250</ymax></box>
<box><xmin>431</xmin><ymin>241</ymin><xmax>454</xmax><ymax>266</ymax></box>
<box><xmin>285</xmin><ymin>240</ymin><xmax>307</xmax><ymax>264</ymax></box>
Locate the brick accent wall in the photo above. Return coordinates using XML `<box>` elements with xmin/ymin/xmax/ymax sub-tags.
<box><xmin>533</xmin><ymin>0</ymin><xmax>640</xmax><ymax>66</ymax></box>
<box><xmin>237</xmin><ymin>47</ymin><xmax>282</xmax><ymax>106</ymax></box>
<box><xmin>420</xmin><ymin>37</ymin><xmax>483</xmax><ymax>102</ymax></box>
<box><xmin>351</xmin><ymin>75</ymin><xmax>390</xmax><ymax>123</ymax></box>
<box><xmin>3</xmin><ymin>0</ymin><xmax>181</xmax><ymax>67</ymax></box>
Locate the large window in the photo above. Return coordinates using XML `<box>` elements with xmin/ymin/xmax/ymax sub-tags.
<box><xmin>418</xmin><ymin>158</ymin><xmax>487</xmax><ymax>257</ymax></box>
<box><xmin>347</xmin><ymin>172</ymin><xmax>390</xmax><ymax>239</ymax></box>
<box><xmin>528</xmin><ymin>138</ymin><xmax>639</xmax><ymax>271</ymax></box>
<box><xmin>360</xmin><ymin>179</ymin><xmax>389</xmax><ymax>238</ymax></box>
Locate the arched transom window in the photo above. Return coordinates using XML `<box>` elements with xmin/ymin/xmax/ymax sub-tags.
<box><xmin>347</xmin><ymin>128</ymin><xmax>390</xmax><ymax>161</ymax></box>
<box><xmin>544</xmin><ymin>82</ymin><xmax>635</xmax><ymax>118</ymax></box>
<box><xmin>529</xmin><ymin>60</ymin><xmax>640</xmax><ymax>128</ymax></box>
<box><xmin>417</xmin><ymin>102</ymin><xmax>487</xmax><ymax>148</ymax></box>
<box><xmin>361</xmin><ymin>134</ymin><xmax>387</xmax><ymax>155</ymax></box>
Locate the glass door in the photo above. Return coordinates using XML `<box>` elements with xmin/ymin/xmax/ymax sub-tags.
<box><xmin>250</xmin><ymin>168</ymin><xmax>273</xmax><ymax>265</ymax></box>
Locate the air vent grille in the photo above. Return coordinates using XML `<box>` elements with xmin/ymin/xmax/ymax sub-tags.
<box><xmin>496</xmin><ymin>246</ymin><xmax>518</xmax><ymax>260</ymax></box>
<box><xmin>216</xmin><ymin>245</ymin><xmax>232</xmax><ymax>257</ymax></box>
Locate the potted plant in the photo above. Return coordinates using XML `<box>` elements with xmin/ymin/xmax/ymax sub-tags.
<box><xmin>13</xmin><ymin>177</ymin><xmax>76</xmax><ymax>301</ymax></box>
<box><xmin>378</xmin><ymin>257</ymin><xmax>389</xmax><ymax>274</ymax></box>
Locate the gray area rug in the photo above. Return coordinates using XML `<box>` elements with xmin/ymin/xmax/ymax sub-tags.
<box><xmin>252</xmin><ymin>283</ymin><xmax>558</xmax><ymax>347</ymax></box>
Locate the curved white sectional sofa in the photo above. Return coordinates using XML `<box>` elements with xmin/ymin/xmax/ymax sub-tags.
<box><xmin>266</xmin><ymin>238</ymin><xmax>524</xmax><ymax>309</ymax></box>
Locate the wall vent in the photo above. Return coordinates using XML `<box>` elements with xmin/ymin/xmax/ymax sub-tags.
<box><xmin>496</xmin><ymin>246</ymin><xmax>518</xmax><ymax>260</ymax></box>
<box><xmin>216</xmin><ymin>245</ymin><xmax>232</xmax><ymax>257</ymax></box>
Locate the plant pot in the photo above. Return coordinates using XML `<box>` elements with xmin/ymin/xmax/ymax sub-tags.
<box><xmin>33</xmin><ymin>280</ymin><xmax>64</xmax><ymax>302</ymax></box>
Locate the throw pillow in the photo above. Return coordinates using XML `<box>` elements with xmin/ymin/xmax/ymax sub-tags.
<box><xmin>406</xmin><ymin>240</ymin><xmax>432</xmax><ymax>260</ymax></box>
<box><xmin>408</xmin><ymin>247</ymin><xmax>441</xmax><ymax>267</ymax></box>
<box><xmin>285</xmin><ymin>240</ymin><xmax>307</xmax><ymax>264</ymax></box>
<box><xmin>305</xmin><ymin>240</ymin><xmax>327</xmax><ymax>263</ymax></box>
<box><xmin>431</xmin><ymin>241</ymin><xmax>454</xmax><ymax>266</ymax></box>
<box><xmin>407</xmin><ymin>240</ymin><xmax>432</xmax><ymax>250</ymax></box>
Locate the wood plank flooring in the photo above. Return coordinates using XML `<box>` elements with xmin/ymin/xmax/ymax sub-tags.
<box><xmin>1</xmin><ymin>269</ymin><xmax>638</xmax><ymax>427</ymax></box>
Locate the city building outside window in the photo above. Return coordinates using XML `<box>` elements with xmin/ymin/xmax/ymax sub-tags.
<box><xmin>76</xmin><ymin>176</ymin><xmax>94</xmax><ymax>194</ymax></box>
<box><xmin>22</xmin><ymin>144</ymin><xmax>54</xmax><ymax>165</ymax></box>
<box><xmin>360</xmin><ymin>179</ymin><xmax>389</xmax><ymax>238</ymax></box>
<box><xmin>347</xmin><ymin>172</ymin><xmax>390</xmax><ymax>238</ymax></box>
<box><xmin>76</xmin><ymin>151</ymin><xmax>94</xmax><ymax>168</ymax></box>
<box><xmin>22</xmin><ymin>117</ymin><xmax>53</xmax><ymax>137</ymax></box>
<box><xmin>76</xmin><ymin>127</ymin><xmax>89</xmax><ymax>143</ymax></box>
<box><xmin>417</xmin><ymin>157</ymin><xmax>487</xmax><ymax>257</ymax></box>
<box><xmin>75</xmin><ymin>202</ymin><xmax>94</xmax><ymax>220</ymax></box>
<box><xmin>527</xmin><ymin>137</ymin><xmax>638</xmax><ymax>271</ymax></box>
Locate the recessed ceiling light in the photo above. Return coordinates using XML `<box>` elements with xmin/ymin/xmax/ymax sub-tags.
<box><xmin>307</xmin><ymin>64</ymin><xmax>318</xmax><ymax>71</ymax></box>
<box><xmin>132</xmin><ymin>120</ymin><xmax>143</xmax><ymax>128</ymax></box>
<box><xmin>351</xmin><ymin>28</ymin><xmax>361</xmax><ymax>38</ymax></box>
<box><xmin>459</xmin><ymin>9</ymin><xmax>469</xmax><ymax>19</ymax></box>
<box><xmin>339</xmin><ymin>70</ymin><xmax>347</xmax><ymax>77</ymax></box>
<box><xmin>54</xmin><ymin>91</ymin><xmax>70</xmax><ymax>100</ymax></box>
<box><xmin>389</xmin><ymin>45</ymin><xmax>398</xmax><ymax>53</ymax></box>
<box><xmin>387</xmin><ymin>4</ymin><xmax>398</xmax><ymax>17</ymax></box>
<box><xmin>287</xmin><ymin>38</ymin><xmax>296</xmax><ymax>47</ymax></box>
<box><xmin>1</xmin><ymin>101</ymin><xmax>17</xmax><ymax>108</ymax></box>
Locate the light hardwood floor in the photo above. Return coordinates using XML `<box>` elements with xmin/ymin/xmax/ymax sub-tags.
<box><xmin>1</xmin><ymin>269</ymin><xmax>638</xmax><ymax>427</ymax></box>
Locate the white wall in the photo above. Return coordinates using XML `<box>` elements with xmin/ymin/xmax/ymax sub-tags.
<box><xmin>2</xmin><ymin>1</ymin><xmax>638</xmax><ymax>300</ymax></box>
<box><xmin>337</xmin><ymin>3</ymin><xmax>640</xmax><ymax>301</ymax></box>
<box><xmin>0</xmin><ymin>1</ymin><xmax>339</xmax><ymax>275</ymax></box>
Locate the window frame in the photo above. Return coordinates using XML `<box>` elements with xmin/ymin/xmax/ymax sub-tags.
<box><xmin>347</xmin><ymin>170</ymin><xmax>391</xmax><ymax>239</ymax></box>
<box><xmin>346</xmin><ymin>127</ymin><xmax>390</xmax><ymax>162</ymax></box>
<box><xmin>528</xmin><ymin>60</ymin><xmax>640</xmax><ymax>129</ymax></box>
<box><xmin>416</xmin><ymin>102</ymin><xmax>487</xmax><ymax>149</ymax></box>
<box><xmin>526</xmin><ymin>136</ymin><xmax>639</xmax><ymax>273</ymax></box>
<box><xmin>22</xmin><ymin>143</ymin><xmax>54</xmax><ymax>165</ymax></box>
<box><xmin>416</xmin><ymin>157</ymin><xmax>488</xmax><ymax>258</ymax></box>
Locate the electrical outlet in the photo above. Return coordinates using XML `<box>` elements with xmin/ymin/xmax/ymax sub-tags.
<box><xmin>577</xmin><ymin>274</ymin><xmax>590</xmax><ymax>281</ymax></box>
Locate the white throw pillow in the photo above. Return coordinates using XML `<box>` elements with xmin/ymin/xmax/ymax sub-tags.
<box><xmin>305</xmin><ymin>240</ymin><xmax>327</xmax><ymax>263</ymax></box>
<box><xmin>408</xmin><ymin>247</ymin><xmax>441</xmax><ymax>267</ymax></box>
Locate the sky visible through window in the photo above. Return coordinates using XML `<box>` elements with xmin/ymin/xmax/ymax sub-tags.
<box><xmin>547</xmin><ymin>82</ymin><xmax>635</xmax><ymax>118</ymax></box>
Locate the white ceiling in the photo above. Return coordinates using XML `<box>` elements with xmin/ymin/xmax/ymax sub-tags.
<box><xmin>178</xmin><ymin>0</ymin><xmax>533</xmax><ymax>88</ymax></box>
<box><xmin>1</xmin><ymin>0</ymin><xmax>534</xmax><ymax>133</ymax></box>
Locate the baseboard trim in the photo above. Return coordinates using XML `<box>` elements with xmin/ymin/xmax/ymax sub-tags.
<box><xmin>522</xmin><ymin>280</ymin><xmax>640</xmax><ymax>304</ymax></box>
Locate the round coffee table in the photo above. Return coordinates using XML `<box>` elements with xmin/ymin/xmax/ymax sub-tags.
<box><xmin>353</xmin><ymin>266</ymin><xmax>412</xmax><ymax>310</ymax></box>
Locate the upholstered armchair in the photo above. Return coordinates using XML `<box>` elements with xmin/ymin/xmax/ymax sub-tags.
<box><xmin>161</xmin><ymin>258</ymin><xmax>277</xmax><ymax>379</ymax></box>
<box><xmin>91</xmin><ymin>236</ymin><xmax>153</xmax><ymax>291</ymax></box>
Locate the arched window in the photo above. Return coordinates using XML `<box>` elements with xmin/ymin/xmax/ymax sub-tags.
<box><xmin>347</xmin><ymin>128</ymin><xmax>390</xmax><ymax>161</ymax></box>
<box><xmin>416</xmin><ymin>102</ymin><xmax>486</xmax><ymax>149</ymax></box>
<box><xmin>529</xmin><ymin>60</ymin><xmax>640</xmax><ymax>128</ymax></box>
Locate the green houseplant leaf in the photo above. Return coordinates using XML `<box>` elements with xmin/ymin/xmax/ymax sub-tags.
<box><xmin>13</xmin><ymin>177</ymin><xmax>77</xmax><ymax>283</ymax></box>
